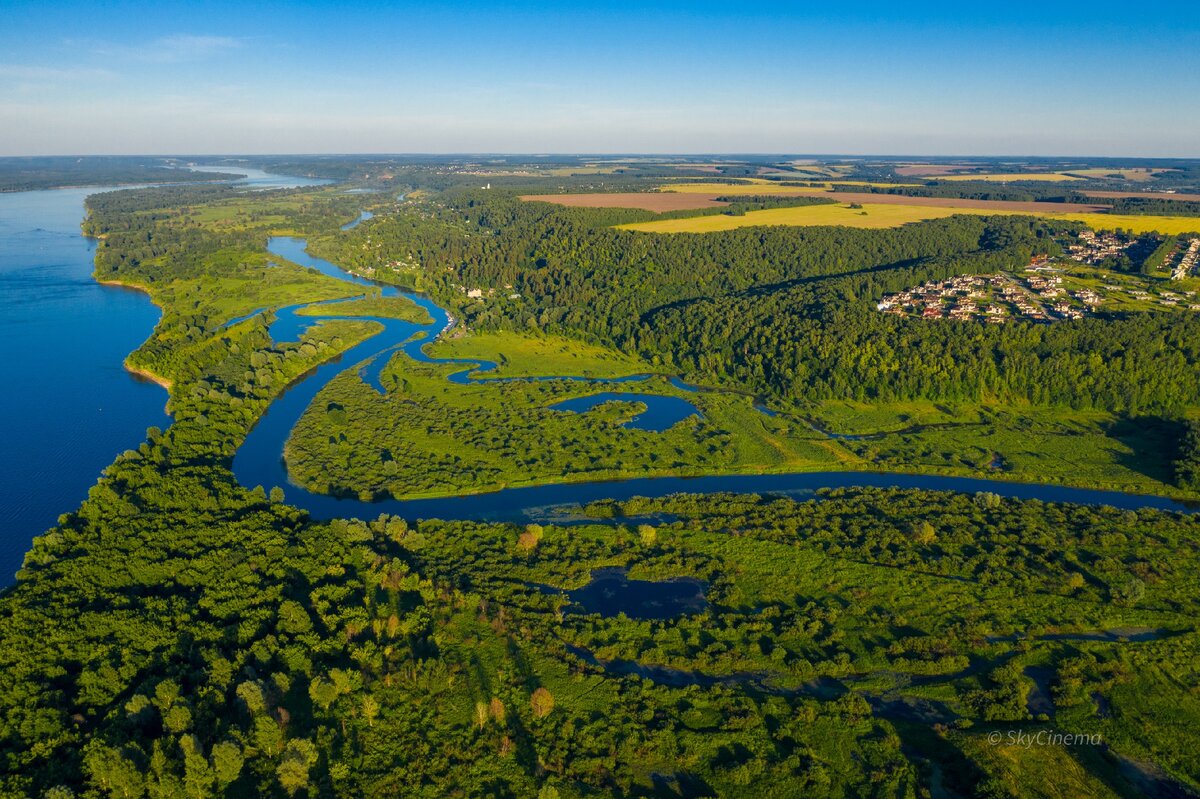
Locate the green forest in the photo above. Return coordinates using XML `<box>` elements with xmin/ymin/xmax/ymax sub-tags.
<box><xmin>4</xmin><ymin>159</ymin><xmax>1200</xmax><ymax>798</ymax></box>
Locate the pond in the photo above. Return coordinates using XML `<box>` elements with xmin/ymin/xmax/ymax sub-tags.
<box><xmin>548</xmin><ymin>392</ymin><xmax>701</xmax><ymax>432</ymax></box>
<box><xmin>558</xmin><ymin>566</ymin><xmax>707</xmax><ymax>619</ymax></box>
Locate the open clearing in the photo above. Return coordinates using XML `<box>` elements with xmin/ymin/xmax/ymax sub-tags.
<box><xmin>520</xmin><ymin>192</ymin><xmax>729</xmax><ymax>212</ymax></box>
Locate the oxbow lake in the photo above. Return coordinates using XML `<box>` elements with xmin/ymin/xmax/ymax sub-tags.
<box><xmin>4</xmin><ymin>170</ymin><xmax>1199</xmax><ymax>586</ymax></box>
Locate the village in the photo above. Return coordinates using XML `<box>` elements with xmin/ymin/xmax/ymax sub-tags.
<box><xmin>1167</xmin><ymin>236</ymin><xmax>1200</xmax><ymax>281</ymax></box>
<box><xmin>878</xmin><ymin>231</ymin><xmax>1200</xmax><ymax>324</ymax></box>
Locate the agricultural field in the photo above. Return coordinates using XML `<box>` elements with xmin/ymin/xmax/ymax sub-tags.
<box><xmin>1054</xmin><ymin>212</ymin><xmax>1200</xmax><ymax>235</ymax></box>
<box><xmin>1066</xmin><ymin>167</ymin><xmax>1175</xmax><ymax>181</ymax></box>
<box><xmin>824</xmin><ymin>192</ymin><xmax>1107</xmax><ymax>213</ymax></box>
<box><xmin>894</xmin><ymin>163</ymin><xmax>983</xmax><ymax>176</ymax></box>
<box><xmin>938</xmin><ymin>172</ymin><xmax>1083</xmax><ymax>182</ymax></box>
<box><xmin>520</xmin><ymin>191</ymin><xmax>728</xmax><ymax>212</ymax></box>
<box><xmin>659</xmin><ymin>180</ymin><xmax>919</xmax><ymax>194</ymax></box>
<box><xmin>616</xmin><ymin>197</ymin><xmax>1200</xmax><ymax>235</ymax></box>
<box><xmin>617</xmin><ymin>202</ymin><xmax>1016</xmax><ymax>232</ymax></box>
<box><xmin>1084</xmin><ymin>190</ymin><xmax>1200</xmax><ymax>202</ymax></box>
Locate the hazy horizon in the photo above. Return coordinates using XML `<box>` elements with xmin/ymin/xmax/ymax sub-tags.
<box><xmin>6</xmin><ymin>152</ymin><xmax>1200</xmax><ymax>161</ymax></box>
<box><xmin>3</xmin><ymin>0</ymin><xmax>1198</xmax><ymax>158</ymax></box>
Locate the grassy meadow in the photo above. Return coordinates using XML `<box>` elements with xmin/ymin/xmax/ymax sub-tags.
<box><xmin>295</xmin><ymin>294</ymin><xmax>431</xmax><ymax>322</ymax></box>
<box><xmin>428</xmin><ymin>331</ymin><xmax>660</xmax><ymax>379</ymax></box>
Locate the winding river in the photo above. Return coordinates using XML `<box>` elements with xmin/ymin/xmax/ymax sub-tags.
<box><xmin>4</xmin><ymin>172</ymin><xmax>1197</xmax><ymax>584</ymax></box>
<box><xmin>232</xmin><ymin>234</ymin><xmax>1200</xmax><ymax>524</ymax></box>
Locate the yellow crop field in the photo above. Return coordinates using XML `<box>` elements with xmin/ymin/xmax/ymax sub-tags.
<box><xmin>938</xmin><ymin>173</ymin><xmax>1082</xmax><ymax>182</ymax></box>
<box><xmin>618</xmin><ymin>202</ymin><xmax>1002</xmax><ymax>232</ymax></box>
<box><xmin>618</xmin><ymin>201</ymin><xmax>1200</xmax><ymax>236</ymax></box>
<box><xmin>1053</xmin><ymin>213</ymin><xmax>1200</xmax><ymax>235</ymax></box>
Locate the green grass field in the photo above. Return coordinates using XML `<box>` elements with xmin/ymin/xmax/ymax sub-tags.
<box><xmin>285</xmin><ymin>349</ymin><xmax>852</xmax><ymax>500</ymax></box>
<box><xmin>427</xmin><ymin>331</ymin><xmax>658</xmax><ymax>378</ymax></box>
<box><xmin>296</xmin><ymin>294</ymin><xmax>430</xmax><ymax>323</ymax></box>
<box><xmin>811</xmin><ymin>400</ymin><xmax>1189</xmax><ymax>498</ymax></box>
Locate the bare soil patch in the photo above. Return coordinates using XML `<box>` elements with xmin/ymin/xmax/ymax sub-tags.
<box><xmin>1083</xmin><ymin>190</ymin><xmax>1200</xmax><ymax>202</ymax></box>
<box><xmin>521</xmin><ymin>193</ymin><xmax>729</xmax><ymax>212</ymax></box>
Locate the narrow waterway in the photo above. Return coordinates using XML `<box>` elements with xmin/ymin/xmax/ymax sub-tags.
<box><xmin>232</xmin><ymin>236</ymin><xmax>1200</xmax><ymax>524</ymax></box>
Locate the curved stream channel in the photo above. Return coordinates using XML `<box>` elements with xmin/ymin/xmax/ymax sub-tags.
<box><xmin>233</xmin><ymin>235</ymin><xmax>1200</xmax><ymax>522</ymax></box>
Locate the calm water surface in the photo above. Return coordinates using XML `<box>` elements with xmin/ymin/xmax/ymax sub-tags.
<box><xmin>7</xmin><ymin>182</ymin><xmax>1199</xmax><ymax>585</ymax></box>
<box><xmin>0</xmin><ymin>169</ymin><xmax>324</xmax><ymax>583</ymax></box>
<box><xmin>234</xmin><ymin>238</ymin><xmax>1200</xmax><ymax>525</ymax></box>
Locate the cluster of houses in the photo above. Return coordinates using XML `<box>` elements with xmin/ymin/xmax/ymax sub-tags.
<box><xmin>1067</xmin><ymin>230</ymin><xmax>1134</xmax><ymax>265</ymax></box>
<box><xmin>457</xmin><ymin>284</ymin><xmax>521</xmax><ymax>301</ymax></box>
<box><xmin>877</xmin><ymin>270</ymin><xmax>1090</xmax><ymax>324</ymax></box>
<box><xmin>1169</xmin><ymin>238</ymin><xmax>1200</xmax><ymax>281</ymax></box>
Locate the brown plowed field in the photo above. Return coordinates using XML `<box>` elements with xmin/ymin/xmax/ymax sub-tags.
<box><xmin>1083</xmin><ymin>190</ymin><xmax>1200</xmax><ymax>202</ymax></box>
<box><xmin>521</xmin><ymin>193</ymin><xmax>728</xmax><ymax>212</ymax></box>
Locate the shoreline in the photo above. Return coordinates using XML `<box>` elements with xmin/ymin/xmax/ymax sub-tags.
<box><xmin>124</xmin><ymin>362</ymin><xmax>173</xmax><ymax>391</ymax></box>
<box><xmin>94</xmin><ymin>278</ymin><xmax>172</xmax><ymax>391</ymax></box>
<box><xmin>96</xmin><ymin>277</ymin><xmax>147</xmax><ymax>290</ymax></box>
<box><xmin>257</xmin><ymin>235</ymin><xmax>1200</xmax><ymax>517</ymax></box>
<box><xmin>285</xmin><ymin>457</ymin><xmax>1200</xmax><ymax>511</ymax></box>
<box><xmin>0</xmin><ymin>177</ymin><xmax>233</xmax><ymax>194</ymax></box>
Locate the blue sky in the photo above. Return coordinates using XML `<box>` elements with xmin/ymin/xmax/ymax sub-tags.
<box><xmin>1</xmin><ymin>0</ymin><xmax>1197</xmax><ymax>156</ymax></box>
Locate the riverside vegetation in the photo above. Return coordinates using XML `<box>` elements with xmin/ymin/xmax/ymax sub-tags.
<box><xmin>4</xmin><ymin>158</ymin><xmax>1200</xmax><ymax>797</ymax></box>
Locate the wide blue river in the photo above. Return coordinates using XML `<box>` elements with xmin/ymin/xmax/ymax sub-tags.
<box><xmin>3</xmin><ymin>172</ymin><xmax>1197</xmax><ymax>584</ymax></box>
<box><xmin>0</xmin><ymin>168</ymin><xmax>325</xmax><ymax>582</ymax></box>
